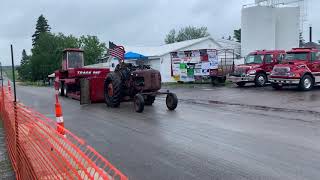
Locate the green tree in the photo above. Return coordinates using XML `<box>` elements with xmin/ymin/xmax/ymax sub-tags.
<box><xmin>30</xmin><ymin>32</ymin><xmax>59</xmax><ymax>81</ymax></box>
<box><xmin>26</xmin><ymin>14</ymin><xmax>107</xmax><ymax>81</ymax></box>
<box><xmin>165</xmin><ymin>29</ymin><xmax>176</xmax><ymax>44</ymax></box>
<box><xmin>165</xmin><ymin>26</ymin><xmax>210</xmax><ymax>44</ymax></box>
<box><xmin>233</xmin><ymin>29</ymin><xmax>241</xmax><ymax>43</ymax></box>
<box><xmin>18</xmin><ymin>49</ymin><xmax>31</xmax><ymax>80</ymax></box>
<box><xmin>80</xmin><ymin>35</ymin><xmax>106</xmax><ymax>65</ymax></box>
<box><xmin>32</xmin><ymin>14</ymin><xmax>51</xmax><ymax>46</ymax></box>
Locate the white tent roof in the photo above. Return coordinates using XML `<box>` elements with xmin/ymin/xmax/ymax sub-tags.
<box><xmin>124</xmin><ymin>37</ymin><xmax>239</xmax><ymax>57</ymax></box>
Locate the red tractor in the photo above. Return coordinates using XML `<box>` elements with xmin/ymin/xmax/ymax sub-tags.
<box><xmin>55</xmin><ymin>48</ymin><xmax>178</xmax><ymax>112</ymax></box>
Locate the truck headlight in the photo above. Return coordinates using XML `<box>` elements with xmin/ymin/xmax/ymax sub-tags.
<box><xmin>288</xmin><ymin>72</ymin><xmax>296</xmax><ymax>77</ymax></box>
<box><xmin>247</xmin><ymin>70</ymin><xmax>256</xmax><ymax>75</ymax></box>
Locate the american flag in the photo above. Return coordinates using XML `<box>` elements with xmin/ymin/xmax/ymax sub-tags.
<box><xmin>109</xmin><ymin>41</ymin><xmax>125</xmax><ymax>60</ymax></box>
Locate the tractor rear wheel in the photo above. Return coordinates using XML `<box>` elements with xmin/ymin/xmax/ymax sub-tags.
<box><xmin>166</xmin><ymin>93</ymin><xmax>178</xmax><ymax>111</ymax></box>
<box><xmin>104</xmin><ymin>72</ymin><xmax>122</xmax><ymax>107</ymax></box>
<box><xmin>145</xmin><ymin>95</ymin><xmax>156</xmax><ymax>106</ymax></box>
<box><xmin>134</xmin><ymin>94</ymin><xmax>145</xmax><ymax>113</ymax></box>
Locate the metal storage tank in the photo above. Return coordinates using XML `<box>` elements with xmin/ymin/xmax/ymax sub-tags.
<box><xmin>241</xmin><ymin>6</ymin><xmax>276</xmax><ymax>56</ymax></box>
<box><xmin>275</xmin><ymin>7</ymin><xmax>300</xmax><ymax>50</ymax></box>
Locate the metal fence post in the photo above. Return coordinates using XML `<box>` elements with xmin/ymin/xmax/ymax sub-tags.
<box><xmin>11</xmin><ymin>45</ymin><xmax>17</xmax><ymax>102</ymax></box>
<box><xmin>0</xmin><ymin>62</ymin><xmax>3</xmax><ymax>87</ymax></box>
<box><xmin>11</xmin><ymin>45</ymin><xmax>19</xmax><ymax>176</ymax></box>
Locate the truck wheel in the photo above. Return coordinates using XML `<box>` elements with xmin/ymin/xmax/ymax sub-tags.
<box><xmin>271</xmin><ymin>83</ymin><xmax>283</xmax><ymax>90</ymax></box>
<box><xmin>64</xmin><ymin>84</ymin><xmax>69</xmax><ymax>97</ymax></box>
<box><xmin>236</xmin><ymin>82</ymin><xmax>246</xmax><ymax>87</ymax></box>
<box><xmin>59</xmin><ymin>82</ymin><xmax>65</xmax><ymax>96</ymax></box>
<box><xmin>211</xmin><ymin>77</ymin><xmax>217</xmax><ymax>86</ymax></box>
<box><xmin>166</xmin><ymin>93</ymin><xmax>178</xmax><ymax>111</ymax></box>
<box><xmin>104</xmin><ymin>73</ymin><xmax>121</xmax><ymax>107</ymax></box>
<box><xmin>134</xmin><ymin>94</ymin><xmax>144</xmax><ymax>113</ymax></box>
<box><xmin>255</xmin><ymin>73</ymin><xmax>267</xmax><ymax>87</ymax></box>
<box><xmin>299</xmin><ymin>75</ymin><xmax>313</xmax><ymax>91</ymax></box>
<box><xmin>145</xmin><ymin>95</ymin><xmax>155</xmax><ymax>106</ymax></box>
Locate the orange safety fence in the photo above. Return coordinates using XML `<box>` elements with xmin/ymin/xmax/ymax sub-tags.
<box><xmin>0</xmin><ymin>86</ymin><xmax>128</xmax><ymax>180</ymax></box>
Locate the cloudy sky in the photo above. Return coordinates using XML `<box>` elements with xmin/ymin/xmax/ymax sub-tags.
<box><xmin>0</xmin><ymin>0</ymin><xmax>318</xmax><ymax>65</ymax></box>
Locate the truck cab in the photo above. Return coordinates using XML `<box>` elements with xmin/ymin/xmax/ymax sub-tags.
<box><xmin>270</xmin><ymin>48</ymin><xmax>320</xmax><ymax>91</ymax></box>
<box><xmin>229</xmin><ymin>50</ymin><xmax>285</xmax><ymax>87</ymax></box>
<box><xmin>61</xmin><ymin>48</ymin><xmax>84</xmax><ymax>70</ymax></box>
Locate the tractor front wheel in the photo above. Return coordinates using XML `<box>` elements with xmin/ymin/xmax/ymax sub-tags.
<box><xmin>166</xmin><ymin>93</ymin><xmax>178</xmax><ymax>111</ymax></box>
<box><xmin>134</xmin><ymin>94</ymin><xmax>145</xmax><ymax>113</ymax></box>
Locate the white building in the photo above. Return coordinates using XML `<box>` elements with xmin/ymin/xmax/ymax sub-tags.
<box><xmin>125</xmin><ymin>37</ymin><xmax>240</xmax><ymax>82</ymax></box>
<box><xmin>241</xmin><ymin>1</ymin><xmax>301</xmax><ymax>56</ymax></box>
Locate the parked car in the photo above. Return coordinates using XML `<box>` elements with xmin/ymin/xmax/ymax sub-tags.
<box><xmin>228</xmin><ymin>50</ymin><xmax>286</xmax><ymax>87</ymax></box>
<box><xmin>270</xmin><ymin>48</ymin><xmax>320</xmax><ymax>91</ymax></box>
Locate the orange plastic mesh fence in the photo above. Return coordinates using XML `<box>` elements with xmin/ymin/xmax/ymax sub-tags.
<box><xmin>0</xmin><ymin>87</ymin><xmax>128</xmax><ymax>180</ymax></box>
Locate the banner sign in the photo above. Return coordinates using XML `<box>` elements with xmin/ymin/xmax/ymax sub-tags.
<box><xmin>171</xmin><ymin>49</ymin><xmax>218</xmax><ymax>82</ymax></box>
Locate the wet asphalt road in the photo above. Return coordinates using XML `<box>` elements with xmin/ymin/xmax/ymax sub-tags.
<box><xmin>15</xmin><ymin>83</ymin><xmax>320</xmax><ymax>180</ymax></box>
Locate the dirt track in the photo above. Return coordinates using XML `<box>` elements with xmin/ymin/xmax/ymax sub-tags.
<box><xmin>16</xmin><ymin>84</ymin><xmax>320</xmax><ymax>180</ymax></box>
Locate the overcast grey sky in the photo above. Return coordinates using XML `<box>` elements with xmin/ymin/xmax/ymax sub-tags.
<box><xmin>0</xmin><ymin>0</ymin><xmax>318</xmax><ymax>65</ymax></box>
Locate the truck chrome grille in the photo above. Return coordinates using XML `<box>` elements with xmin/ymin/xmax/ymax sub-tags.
<box><xmin>273</xmin><ymin>67</ymin><xmax>290</xmax><ymax>75</ymax></box>
<box><xmin>233</xmin><ymin>68</ymin><xmax>247</xmax><ymax>76</ymax></box>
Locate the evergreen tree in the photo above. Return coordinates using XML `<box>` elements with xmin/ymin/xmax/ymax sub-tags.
<box><xmin>20</xmin><ymin>49</ymin><xmax>28</xmax><ymax>66</ymax></box>
<box><xmin>165</xmin><ymin>29</ymin><xmax>176</xmax><ymax>44</ymax></box>
<box><xmin>18</xmin><ymin>49</ymin><xmax>31</xmax><ymax>80</ymax></box>
<box><xmin>233</xmin><ymin>29</ymin><xmax>241</xmax><ymax>43</ymax></box>
<box><xmin>32</xmin><ymin>15</ymin><xmax>51</xmax><ymax>46</ymax></box>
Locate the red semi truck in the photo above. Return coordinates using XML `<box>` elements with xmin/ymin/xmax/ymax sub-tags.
<box><xmin>228</xmin><ymin>50</ymin><xmax>286</xmax><ymax>87</ymax></box>
<box><xmin>270</xmin><ymin>48</ymin><xmax>320</xmax><ymax>91</ymax></box>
